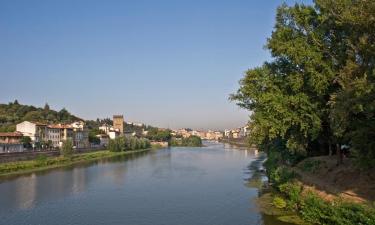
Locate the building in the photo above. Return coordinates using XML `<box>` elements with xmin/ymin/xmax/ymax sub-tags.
<box><xmin>16</xmin><ymin>121</ymin><xmax>89</xmax><ymax>149</ymax></box>
<box><xmin>0</xmin><ymin>132</ymin><xmax>24</xmax><ymax>153</ymax></box>
<box><xmin>108</xmin><ymin>130</ymin><xmax>120</xmax><ymax>140</ymax></box>
<box><xmin>16</xmin><ymin>121</ymin><xmax>47</xmax><ymax>144</ymax></box>
<box><xmin>239</xmin><ymin>126</ymin><xmax>250</xmax><ymax>138</ymax></box>
<box><xmin>99</xmin><ymin>124</ymin><xmax>112</xmax><ymax>134</ymax></box>
<box><xmin>96</xmin><ymin>134</ymin><xmax>109</xmax><ymax>147</ymax></box>
<box><xmin>46</xmin><ymin>125</ymin><xmax>61</xmax><ymax>148</ymax></box>
<box><xmin>113</xmin><ymin>115</ymin><xmax>124</xmax><ymax>134</ymax></box>
<box><xmin>71</xmin><ymin>121</ymin><xmax>89</xmax><ymax>148</ymax></box>
<box><xmin>224</xmin><ymin>129</ymin><xmax>231</xmax><ymax>138</ymax></box>
<box><xmin>177</xmin><ymin>128</ymin><xmax>192</xmax><ymax>138</ymax></box>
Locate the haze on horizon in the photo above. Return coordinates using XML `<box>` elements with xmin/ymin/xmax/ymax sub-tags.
<box><xmin>0</xmin><ymin>0</ymin><xmax>311</xmax><ymax>130</ymax></box>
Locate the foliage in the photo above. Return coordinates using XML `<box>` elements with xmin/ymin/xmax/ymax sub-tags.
<box><xmin>279</xmin><ymin>182</ymin><xmax>303</xmax><ymax>210</ymax></box>
<box><xmin>273</xmin><ymin>196</ymin><xmax>287</xmax><ymax>209</ymax></box>
<box><xmin>300</xmin><ymin>193</ymin><xmax>375</xmax><ymax>225</ymax></box>
<box><xmin>108</xmin><ymin>136</ymin><xmax>151</xmax><ymax>152</ymax></box>
<box><xmin>0</xmin><ymin>101</ymin><xmax>81</xmax><ymax>131</ymax></box>
<box><xmin>269</xmin><ymin>166</ymin><xmax>296</xmax><ymax>188</ymax></box>
<box><xmin>231</xmin><ymin>0</ymin><xmax>375</xmax><ymax>167</ymax></box>
<box><xmin>170</xmin><ymin>136</ymin><xmax>203</xmax><ymax>147</ymax></box>
<box><xmin>21</xmin><ymin>136</ymin><xmax>32</xmax><ymax>148</ymax></box>
<box><xmin>146</xmin><ymin>128</ymin><xmax>172</xmax><ymax>142</ymax></box>
<box><xmin>88</xmin><ymin>128</ymin><xmax>103</xmax><ymax>144</ymax></box>
<box><xmin>61</xmin><ymin>139</ymin><xmax>74</xmax><ymax>157</ymax></box>
<box><xmin>181</xmin><ymin>135</ymin><xmax>202</xmax><ymax>147</ymax></box>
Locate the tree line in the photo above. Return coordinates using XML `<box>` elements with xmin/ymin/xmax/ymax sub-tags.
<box><xmin>0</xmin><ymin>101</ymin><xmax>81</xmax><ymax>132</ymax></box>
<box><xmin>231</xmin><ymin>0</ymin><xmax>375</xmax><ymax>168</ymax></box>
<box><xmin>108</xmin><ymin>136</ymin><xmax>151</xmax><ymax>152</ymax></box>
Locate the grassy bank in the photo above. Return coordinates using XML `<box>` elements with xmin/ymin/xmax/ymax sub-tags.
<box><xmin>262</xmin><ymin>153</ymin><xmax>375</xmax><ymax>225</ymax></box>
<box><xmin>0</xmin><ymin>148</ymin><xmax>153</xmax><ymax>178</ymax></box>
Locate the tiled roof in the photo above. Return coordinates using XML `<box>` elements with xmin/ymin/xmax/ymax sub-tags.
<box><xmin>48</xmin><ymin>124</ymin><xmax>72</xmax><ymax>129</ymax></box>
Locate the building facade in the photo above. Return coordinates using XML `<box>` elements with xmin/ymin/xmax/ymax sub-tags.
<box><xmin>113</xmin><ymin>115</ymin><xmax>124</xmax><ymax>134</ymax></box>
<box><xmin>0</xmin><ymin>132</ymin><xmax>24</xmax><ymax>153</ymax></box>
<box><xmin>16</xmin><ymin>121</ymin><xmax>47</xmax><ymax>143</ymax></box>
<box><xmin>16</xmin><ymin>121</ymin><xmax>89</xmax><ymax>149</ymax></box>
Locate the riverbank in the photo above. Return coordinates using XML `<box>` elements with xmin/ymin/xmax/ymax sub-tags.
<box><xmin>259</xmin><ymin>154</ymin><xmax>375</xmax><ymax>225</ymax></box>
<box><xmin>0</xmin><ymin>148</ymin><xmax>155</xmax><ymax>178</ymax></box>
<box><xmin>219</xmin><ymin>138</ymin><xmax>250</xmax><ymax>148</ymax></box>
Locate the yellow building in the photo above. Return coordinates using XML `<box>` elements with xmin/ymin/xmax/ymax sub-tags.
<box><xmin>113</xmin><ymin>115</ymin><xmax>124</xmax><ymax>134</ymax></box>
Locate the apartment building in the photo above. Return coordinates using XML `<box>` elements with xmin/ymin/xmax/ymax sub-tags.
<box><xmin>0</xmin><ymin>132</ymin><xmax>24</xmax><ymax>153</ymax></box>
<box><xmin>16</xmin><ymin>121</ymin><xmax>89</xmax><ymax>149</ymax></box>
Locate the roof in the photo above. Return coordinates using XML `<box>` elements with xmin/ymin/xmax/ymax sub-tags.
<box><xmin>48</xmin><ymin>124</ymin><xmax>72</xmax><ymax>129</ymax></box>
<box><xmin>0</xmin><ymin>132</ymin><xmax>23</xmax><ymax>137</ymax></box>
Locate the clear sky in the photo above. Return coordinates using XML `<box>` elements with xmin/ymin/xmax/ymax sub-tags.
<box><xmin>0</xmin><ymin>0</ymin><xmax>312</xmax><ymax>130</ymax></box>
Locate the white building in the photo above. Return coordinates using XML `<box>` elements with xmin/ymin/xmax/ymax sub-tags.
<box><xmin>108</xmin><ymin>131</ymin><xmax>119</xmax><ymax>140</ymax></box>
<box><xmin>16</xmin><ymin>121</ymin><xmax>89</xmax><ymax>149</ymax></box>
<box><xmin>16</xmin><ymin>121</ymin><xmax>47</xmax><ymax>144</ymax></box>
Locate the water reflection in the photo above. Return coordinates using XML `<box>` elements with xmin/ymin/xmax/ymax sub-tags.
<box><xmin>0</xmin><ymin>144</ymin><xmax>294</xmax><ymax>225</ymax></box>
<box><xmin>0</xmin><ymin>151</ymin><xmax>149</xmax><ymax>212</ymax></box>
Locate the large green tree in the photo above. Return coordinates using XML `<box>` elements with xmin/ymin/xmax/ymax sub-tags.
<box><xmin>231</xmin><ymin>0</ymin><xmax>375</xmax><ymax>167</ymax></box>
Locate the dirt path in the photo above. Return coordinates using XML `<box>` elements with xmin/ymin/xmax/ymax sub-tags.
<box><xmin>293</xmin><ymin>156</ymin><xmax>375</xmax><ymax>203</ymax></box>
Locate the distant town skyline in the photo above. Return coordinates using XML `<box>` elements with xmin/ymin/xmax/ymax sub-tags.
<box><xmin>0</xmin><ymin>0</ymin><xmax>312</xmax><ymax>130</ymax></box>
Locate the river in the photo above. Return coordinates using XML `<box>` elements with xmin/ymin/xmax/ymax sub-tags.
<box><xmin>0</xmin><ymin>142</ymin><xmax>293</xmax><ymax>225</ymax></box>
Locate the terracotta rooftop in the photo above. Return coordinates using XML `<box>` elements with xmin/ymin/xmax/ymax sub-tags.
<box><xmin>48</xmin><ymin>124</ymin><xmax>72</xmax><ymax>129</ymax></box>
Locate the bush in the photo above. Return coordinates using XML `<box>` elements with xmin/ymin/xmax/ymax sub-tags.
<box><xmin>273</xmin><ymin>196</ymin><xmax>287</xmax><ymax>209</ymax></box>
<box><xmin>298</xmin><ymin>192</ymin><xmax>375</xmax><ymax>225</ymax></box>
<box><xmin>279</xmin><ymin>182</ymin><xmax>302</xmax><ymax>209</ymax></box>
<box><xmin>269</xmin><ymin>166</ymin><xmax>296</xmax><ymax>187</ymax></box>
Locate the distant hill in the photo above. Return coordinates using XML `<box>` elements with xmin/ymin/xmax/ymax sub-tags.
<box><xmin>0</xmin><ymin>100</ymin><xmax>82</xmax><ymax>132</ymax></box>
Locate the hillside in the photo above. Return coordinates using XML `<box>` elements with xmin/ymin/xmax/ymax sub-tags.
<box><xmin>0</xmin><ymin>100</ymin><xmax>81</xmax><ymax>132</ymax></box>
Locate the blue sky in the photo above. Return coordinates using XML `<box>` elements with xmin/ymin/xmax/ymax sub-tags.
<box><xmin>0</xmin><ymin>0</ymin><xmax>312</xmax><ymax>130</ymax></box>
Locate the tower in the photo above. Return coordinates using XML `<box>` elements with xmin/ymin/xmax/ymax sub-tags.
<box><xmin>113</xmin><ymin>115</ymin><xmax>124</xmax><ymax>134</ymax></box>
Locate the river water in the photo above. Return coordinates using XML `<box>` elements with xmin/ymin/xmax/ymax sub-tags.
<box><xmin>0</xmin><ymin>142</ymin><xmax>292</xmax><ymax>225</ymax></box>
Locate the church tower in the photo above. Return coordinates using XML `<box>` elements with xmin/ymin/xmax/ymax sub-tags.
<box><xmin>113</xmin><ymin>115</ymin><xmax>124</xmax><ymax>134</ymax></box>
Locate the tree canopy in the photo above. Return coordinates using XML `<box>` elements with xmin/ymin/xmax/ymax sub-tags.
<box><xmin>231</xmin><ymin>0</ymin><xmax>375</xmax><ymax>168</ymax></box>
<box><xmin>0</xmin><ymin>101</ymin><xmax>81</xmax><ymax>132</ymax></box>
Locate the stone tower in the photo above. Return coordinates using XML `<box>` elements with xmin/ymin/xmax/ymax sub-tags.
<box><xmin>113</xmin><ymin>115</ymin><xmax>124</xmax><ymax>134</ymax></box>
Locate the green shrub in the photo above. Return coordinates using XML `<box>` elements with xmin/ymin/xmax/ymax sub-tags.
<box><xmin>300</xmin><ymin>193</ymin><xmax>333</xmax><ymax>224</ymax></box>
<box><xmin>273</xmin><ymin>196</ymin><xmax>287</xmax><ymax>209</ymax></box>
<box><xmin>279</xmin><ymin>182</ymin><xmax>302</xmax><ymax>209</ymax></box>
<box><xmin>270</xmin><ymin>166</ymin><xmax>296</xmax><ymax>187</ymax></box>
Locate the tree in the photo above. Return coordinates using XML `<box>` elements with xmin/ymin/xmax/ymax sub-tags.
<box><xmin>21</xmin><ymin>136</ymin><xmax>32</xmax><ymax>149</ymax></box>
<box><xmin>61</xmin><ymin>139</ymin><xmax>74</xmax><ymax>157</ymax></box>
<box><xmin>231</xmin><ymin>0</ymin><xmax>375</xmax><ymax>167</ymax></box>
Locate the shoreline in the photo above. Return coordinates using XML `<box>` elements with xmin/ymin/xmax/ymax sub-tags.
<box><xmin>0</xmin><ymin>148</ymin><xmax>157</xmax><ymax>179</ymax></box>
<box><xmin>219</xmin><ymin>138</ymin><xmax>250</xmax><ymax>148</ymax></box>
